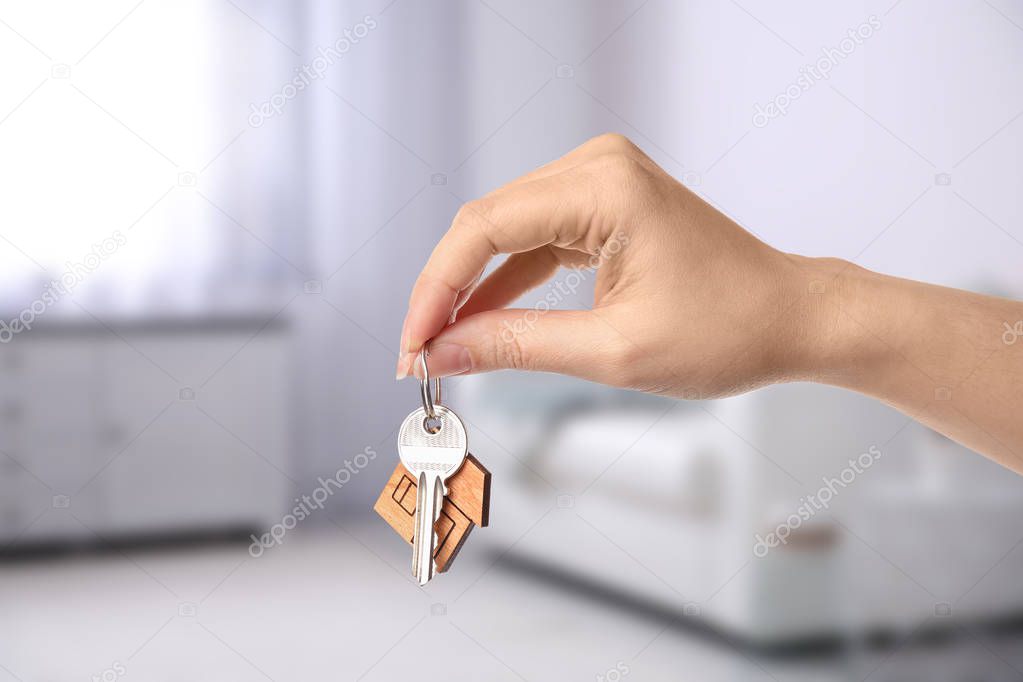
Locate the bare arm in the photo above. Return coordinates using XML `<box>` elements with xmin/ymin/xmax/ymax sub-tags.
<box><xmin>807</xmin><ymin>258</ymin><xmax>1023</xmax><ymax>473</ymax></box>
<box><xmin>396</xmin><ymin>134</ymin><xmax>1023</xmax><ymax>473</ymax></box>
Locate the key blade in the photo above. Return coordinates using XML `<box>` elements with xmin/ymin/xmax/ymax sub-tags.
<box><xmin>411</xmin><ymin>472</ymin><xmax>428</xmax><ymax>579</ymax></box>
<box><xmin>414</xmin><ymin>474</ymin><xmax>443</xmax><ymax>585</ymax></box>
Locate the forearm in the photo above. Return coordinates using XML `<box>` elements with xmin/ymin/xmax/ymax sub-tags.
<box><xmin>796</xmin><ymin>256</ymin><xmax>1023</xmax><ymax>473</ymax></box>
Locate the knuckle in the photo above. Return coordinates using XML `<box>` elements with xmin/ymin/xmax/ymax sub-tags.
<box><xmin>454</xmin><ymin>198</ymin><xmax>499</xmax><ymax>249</ymax></box>
<box><xmin>589</xmin><ymin>152</ymin><xmax>651</xmax><ymax>193</ymax></box>
<box><xmin>588</xmin><ymin>132</ymin><xmax>640</xmax><ymax>156</ymax></box>
<box><xmin>595</xmin><ymin>151</ymin><xmax>643</xmax><ymax>177</ymax></box>
<box><xmin>598</xmin><ymin>336</ymin><xmax>647</xmax><ymax>387</ymax></box>
<box><xmin>455</xmin><ymin>198</ymin><xmax>495</xmax><ymax>230</ymax></box>
<box><xmin>495</xmin><ymin>330</ymin><xmax>529</xmax><ymax>370</ymax></box>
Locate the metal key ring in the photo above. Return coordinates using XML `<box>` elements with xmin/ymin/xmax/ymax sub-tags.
<box><xmin>419</xmin><ymin>346</ymin><xmax>442</xmax><ymax>419</ymax></box>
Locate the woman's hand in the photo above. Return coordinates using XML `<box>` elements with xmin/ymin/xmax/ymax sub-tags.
<box><xmin>396</xmin><ymin>133</ymin><xmax>821</xmax><ymax>398</ymax></box>
<box><xmin>396</xmin><ymin>133</ymin><xmax>1023</xmax><ymax>473</ymax></box>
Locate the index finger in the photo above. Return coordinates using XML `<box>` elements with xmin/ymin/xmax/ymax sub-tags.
<box><xmin>398</xmin><ymin>160</ymin><xmax>615</xmax><ymax>365</ymax></box>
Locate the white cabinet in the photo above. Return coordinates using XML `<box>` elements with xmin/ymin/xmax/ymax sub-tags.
<box><xmin>0</xmin><ymin>319</ymin><xmax>292</xmax><ymax>546</ymax></box>
<box><xmin>0</xmin><ymin>337</ymin><xmax>104</xmax><ymax>540</ymax></box>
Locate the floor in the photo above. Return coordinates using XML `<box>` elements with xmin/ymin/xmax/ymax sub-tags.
<box><xmin>2</xmin><ymin>520</ymin><xmax>1023</xmax><ymax>682</ymax></box>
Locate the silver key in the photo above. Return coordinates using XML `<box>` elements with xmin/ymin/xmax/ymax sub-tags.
<box><xmin>397</xmin><ymin>404</ymin><xmax>467</xmax><ymax>585</ymax></box>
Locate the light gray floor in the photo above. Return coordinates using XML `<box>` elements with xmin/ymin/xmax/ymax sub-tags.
<box><xmin>2</xmin><ymin>520</ymin><xmax>1022</xmax><ymax>681</ymax></box>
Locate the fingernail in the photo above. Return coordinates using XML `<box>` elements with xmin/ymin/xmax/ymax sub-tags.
<box><xmin>417</xmin><ymin>343</ymin><xmax>471</xmax><ymax>378</ymax></box>
<box><xmin>399</xmin><ymin>316</ymin><xmax>410</xmax><ymax>354</ymax></box>
<box><xmin>395</xmin><ymin>353</ymin><xmax>412</xmax><ymax>380</ymax></box>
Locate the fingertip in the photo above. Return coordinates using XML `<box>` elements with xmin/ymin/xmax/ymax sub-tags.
<box><xmin>405</xmin><ymin>275</ymin><xmax>459</xmax><ymax>354</ymax></box>
<box><xmin>398</xmin><ymin>315</ymin><xmax>410</xmax><ymax>356</ymax></box>
<box><xmin>420</xmin><ymin>342</ymin><xmax>472</xmax><ymax>378</ymax></box>
<box><xmin>395</xmin><ymin>353</ymin><xmax>412</xmax><ymax>380</ymax></box>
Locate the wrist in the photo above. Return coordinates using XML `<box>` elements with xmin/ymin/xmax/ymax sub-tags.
<box><xmin>779</xmin><ymin>254</ymin><xmax>896</xmax><ymax>390</ymax></box>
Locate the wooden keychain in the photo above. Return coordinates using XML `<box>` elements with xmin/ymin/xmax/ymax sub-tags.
<box><xmin>374</xmin><ymin>348</ymin><xmax>491</xmax><ymax>576</ymax></box>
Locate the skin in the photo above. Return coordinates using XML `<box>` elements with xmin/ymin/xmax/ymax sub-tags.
<box><xmin>396</xmin><ymin>134</ymin><xmax>1023</xmax><ymax>475</ymax></box>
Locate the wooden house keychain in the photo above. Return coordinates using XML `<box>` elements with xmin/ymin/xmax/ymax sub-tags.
<box><xmin>374</xmin><ymin>347</ymin><xmax>490</xmax><ymax>584</ymax></box>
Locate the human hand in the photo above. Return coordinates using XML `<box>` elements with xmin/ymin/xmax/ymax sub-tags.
<box><xmin>395</xmin><ymin>133</ymin><xmax>826</xmax><ymax>399</ymax></box>
<box><xmin>396</xmin><ymin>132</ymin><xmax>1023</xmax><ymax>473</ymax></box>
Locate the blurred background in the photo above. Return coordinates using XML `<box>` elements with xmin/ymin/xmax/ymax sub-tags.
<box><xmin>1</xmin><ymin>0</ymin><xmax>1022</xmax><ymax>679</ymax></box>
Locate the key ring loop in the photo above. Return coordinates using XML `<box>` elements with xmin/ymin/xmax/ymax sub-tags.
<box><xmin>419</xmin><ymin>346</ymin><xmax>442</xmax><ymax>419</ymax></box>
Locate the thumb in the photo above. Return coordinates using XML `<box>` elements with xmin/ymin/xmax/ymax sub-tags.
<box><xmin>416</xmin><ymin>308</ymin><xmax>629</xmax><ymax>384</ymax></box>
